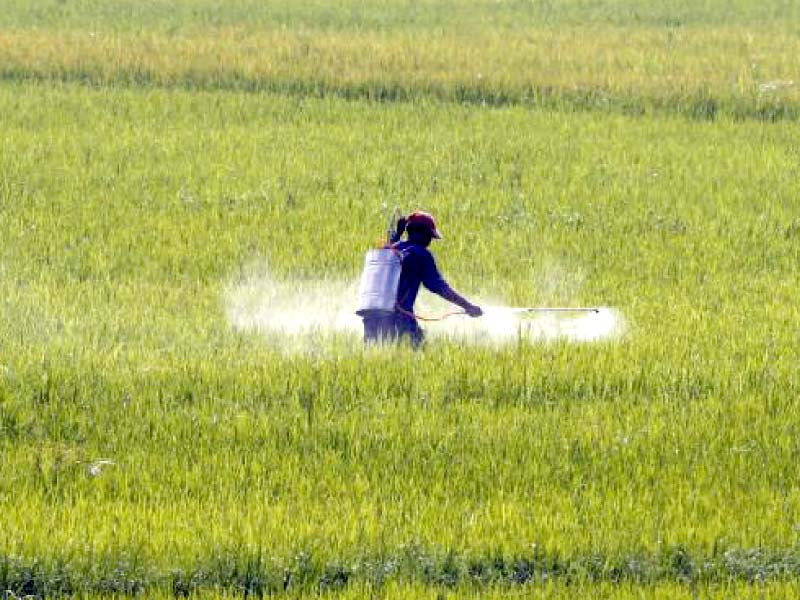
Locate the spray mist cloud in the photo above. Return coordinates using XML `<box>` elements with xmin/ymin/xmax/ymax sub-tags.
<box><xmin>224</xmin><ymin>264</ymin><xmax>625</xmax><ymax>350</ymax></box>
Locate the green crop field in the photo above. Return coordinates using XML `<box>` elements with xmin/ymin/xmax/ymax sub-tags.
<box><xmin>1</xmin><ymin>1</ymin><xmax>800</xmax><ymax>598</ymax></box>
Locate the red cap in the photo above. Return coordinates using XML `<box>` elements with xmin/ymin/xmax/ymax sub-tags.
<box><xmin>406</xmin><ymin>210</ymin><xmax>442</xmax><ymax>239</ymax></box>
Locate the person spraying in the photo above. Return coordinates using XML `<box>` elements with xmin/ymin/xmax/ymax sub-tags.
<box><xmin>356</xmin><ymin>210</ymin><xmax>482</xmax><ymax>346</ymax></box>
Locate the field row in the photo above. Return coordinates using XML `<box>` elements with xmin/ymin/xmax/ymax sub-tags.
<box><xmin>1</xmin><ymin>27</ymin><xmax>799</xmax><ymax>120</ymax></box>
<box><xmin>3</xmin><ymin>543</ymin><xmax>800</xmax><ymax>597</ymax></box>
<box><xmin>3</xmin><ymin>0</ymin><xmax>799</xmax><ymax>31</ymax></box>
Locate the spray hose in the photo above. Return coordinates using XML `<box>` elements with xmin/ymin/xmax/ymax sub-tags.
<box><xmin>396</xmin><ymin>307</ymin><xmax>466</xmax><ymax>322</ymax></box>
<box><xmin>397</xmin><ymin>306</ymin><xmax>601</xmax><ymax>322</ymax></box>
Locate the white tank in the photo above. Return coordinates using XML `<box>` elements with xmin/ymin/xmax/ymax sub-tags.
<box><xmin>356</xmin><ymin>248</ymin><xmax>402</xmax><ymax>316</ymax></box>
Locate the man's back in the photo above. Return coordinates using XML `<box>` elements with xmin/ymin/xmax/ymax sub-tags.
<box><xmin>392</xmin><ymin>240</ymin><xmax>448</xmax><ymax>314</ymax></box>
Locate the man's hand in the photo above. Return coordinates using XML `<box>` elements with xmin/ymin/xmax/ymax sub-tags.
<box><xmin>464</xmin><ymin>303</ymin><xmax>483</xmax><ymax>318</ymax></box>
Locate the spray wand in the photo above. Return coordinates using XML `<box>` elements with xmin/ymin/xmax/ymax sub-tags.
<box><xmin>413</xmin><ymin>306</ymin><xmax>601</xmax><ymax>322</ymax></box>
<box><xmin>509</xmin><ymin>307</ymin><xmax>600</xmax><ymax>314</ymax></box>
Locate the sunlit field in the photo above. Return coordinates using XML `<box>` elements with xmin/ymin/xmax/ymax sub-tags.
<box><xmin>1</xmin><ymin>1</ymin><xmax>799</xmax><ymax>597</ymax></box>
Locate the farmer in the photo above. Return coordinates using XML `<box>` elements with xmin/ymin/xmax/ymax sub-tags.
<box><xmin>363</xmin><ymin>211</ymin><xmax>483</xmax><ymax>347</ymax></box>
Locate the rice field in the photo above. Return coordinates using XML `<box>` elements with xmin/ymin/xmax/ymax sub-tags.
<box><xmin>2</xmin><ymin>0</ymin><xmax>800</xmax><ymax>119</ymax></box>
<box><xmin>1</xmin><ymin>1</ymin><xmax>800</xmax><ymax>598</ymax></box>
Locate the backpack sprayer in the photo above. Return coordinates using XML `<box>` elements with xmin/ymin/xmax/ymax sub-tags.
<box><xmin>355</xmin><ymin>207</ymin><xmax>601</xmax><ymax>320</ymax></box>
<box><xmin>354</xmin><ymin>206</ymin><xmax>454</xmax><ymax>321</ymax></box>
<box><xmin>355</xmin><ymin>207</ymin><xmax>404</xmax><ymax>318</ymax></box>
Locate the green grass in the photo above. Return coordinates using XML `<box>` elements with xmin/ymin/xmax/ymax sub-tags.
<box><xmin>2</xmin><ymin>81</ymin><xmax>800</xmax><ymax>595</ymax></box>
<box><xmin>2</xmin><ymin>1</ymin><xmax>800</xmax><ymax>597</ymax></box>
<box><xmin>2</xmin><ymin>0</ymin><xmax>799</xmax><ymax>31</ymax></box>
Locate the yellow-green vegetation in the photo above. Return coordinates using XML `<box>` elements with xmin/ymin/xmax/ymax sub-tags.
<box><xmin>1</xmin><ymin>0</ymin><xmax>800</xmax><ymax>119</ymax></box>
<box><xmin>1</xmin><ymin>1</ymin><xmax>800</xmax><ymax>598</ymax></box>
<box><xmin>3</xmin><ymin>26</ymin><xmax>800</xmax><ymax>116</ymax></box>
<box><xmin>39</xmin><ymin>580</ymin><xmax>800</xmax><ymax>600</ymax></box>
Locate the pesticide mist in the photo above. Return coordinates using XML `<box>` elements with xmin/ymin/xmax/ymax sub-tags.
<box><xmin>225</xmin><ymin>265</ymin><xmax>625</xmax><ymax>349</ymax></box>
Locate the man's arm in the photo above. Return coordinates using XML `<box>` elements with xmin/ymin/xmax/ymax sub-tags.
<box><xmin>437</xmin><ymin>285</ymin><xmax>483</xmax><ymax>317</ymax></box>
<box><xmin>420</xmin><ymin>251</ymin><xmax>483</xmax><ymax>317</ymax></box>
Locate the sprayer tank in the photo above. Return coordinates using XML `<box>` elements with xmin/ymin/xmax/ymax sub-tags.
<box><xmin>356</xmin><ymin>248</ymin><xmax>402</xmax><ymax>316</ymax></box>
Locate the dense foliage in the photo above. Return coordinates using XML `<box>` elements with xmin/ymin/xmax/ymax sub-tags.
<box><xmin>1</xmin><ymin>1</ymin><xmax>799</xmax><ymax>597</ymax></box>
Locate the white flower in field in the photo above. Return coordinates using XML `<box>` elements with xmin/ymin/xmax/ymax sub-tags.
<box><xmin>87</xmin><ymin>459</ymin><xmax>115</xmax><ymax>477</ymax></box>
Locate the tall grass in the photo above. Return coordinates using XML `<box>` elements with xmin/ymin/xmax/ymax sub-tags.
<box><xmin>2</xmin><ymin>0</ymin><xmax>799</xmax><ymax>31</ymax></box>
<box><xmin>1</xmin><ymin>27</ymin><xmax>798</xmax><ymax>120</ymax></box>
<box><xmin>1</xmin><ymin>79</ymin><xmax>800</xmax><ymax>595</ymax></box>
<box><xmin>1</xmin><ymin>0</ymin><xmax>800</xmax><ymax>120</ymax></box>
<box><xmin>2</xmin><ymin>1</ymin><xmax>799</xmax><ymax>596</ymax></box>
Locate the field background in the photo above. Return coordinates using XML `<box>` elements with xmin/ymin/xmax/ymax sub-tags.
<box><xmin>1</xmin><ymin>1</ymin><xmax>800</xmax><ymax>598</ymax></box>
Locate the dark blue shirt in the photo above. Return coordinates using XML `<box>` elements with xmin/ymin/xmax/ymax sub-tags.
<box><xmin>392</xmin><ymin>240</ymin><xmax>449</xmax><ymax>314</ymax></box>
